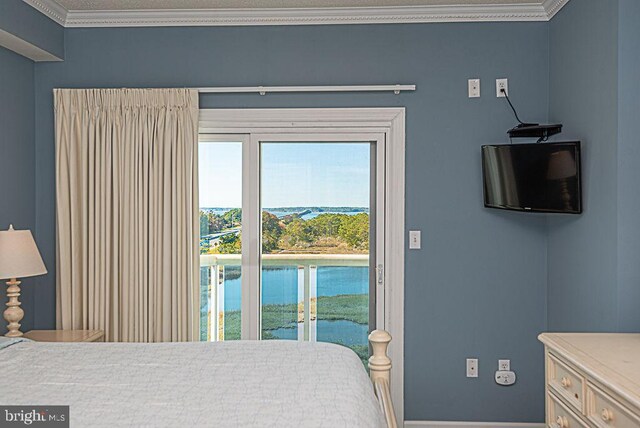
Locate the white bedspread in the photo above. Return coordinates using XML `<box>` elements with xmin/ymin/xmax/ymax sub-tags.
<box><xmin>0</xmin><ymin>339</ymin><xmax>385</xmax><ymax>428</ymax></box>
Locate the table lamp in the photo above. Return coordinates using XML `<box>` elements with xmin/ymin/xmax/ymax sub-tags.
<box><xmin>0</xmin><ymin>225</ymin><xmax>47</xmax><ymax>337</ymax></box>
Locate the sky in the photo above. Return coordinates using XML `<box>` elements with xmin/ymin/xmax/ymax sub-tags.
<box><xmin>199</xmin><ymin>142</ymin><xmax>370</xmax><ymax>208</ymax></box>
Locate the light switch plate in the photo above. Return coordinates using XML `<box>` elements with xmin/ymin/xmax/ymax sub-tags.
<box><xmin>409</xmin><ymin>230</ymin><xmax>421</xmax><ymax>249</ymax></box>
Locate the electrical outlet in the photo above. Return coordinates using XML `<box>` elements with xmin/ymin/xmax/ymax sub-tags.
<box><xmin>496</xmin><ymin>78</ymin><xmax>508</xmax><ymax>97</ymax></box>
<box><xmin>495</xmin><ymin>370</ymin><xmax>516</xmax><ymax>386</ymax></box>
<box><xmin>468</xmin><ymin>79</ymin><xmax>480</xmax><ymax>98</ymax></box>
<box><xmin>466</xmin><ymin>358</ymin><xmax>478</xmax><ymax>378</ymax></box>
<box><xmin>498</xmin><ymin>359</ymin><xmax>510</xmax><ymax>371</ymax></box>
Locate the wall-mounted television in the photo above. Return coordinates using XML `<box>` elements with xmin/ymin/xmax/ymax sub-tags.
<box><xmin>481</xmin><ymin>141</ymin><xmax>582</xmax><ymax>214</ymax></box>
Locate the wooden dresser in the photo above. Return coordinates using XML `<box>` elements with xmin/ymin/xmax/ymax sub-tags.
<box><xmin>539</xmin><ymin>333</ymin><xmax>640</xmax><ymax>428</ymax></box>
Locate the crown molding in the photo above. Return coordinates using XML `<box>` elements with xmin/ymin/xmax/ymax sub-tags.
<box><xmin>22</xmin><ymin>0</ymin><xmax>67</xmax><ymax>26</ymax></box>
<box><xmin>63</xmin><ymin>5</ymin><xmax>549</xmax><ymax>27</ymax></box>
<box><xmin>0</xmin><ymin>28</ymin><xmax>63</xmax><ymax>61</ymax></box>
<box><xmin>542</xmin><ymin>0</ymin><xmax>570</xmax><ymax>20</ymax></box>
<box><xmin>24</xmin><ymin>0</ymin><xmax>571</xmax><ymax>28</ymax></box>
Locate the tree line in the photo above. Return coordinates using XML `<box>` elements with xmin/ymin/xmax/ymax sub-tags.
<box><xmin>199</xmin><ymin>208</ymin><xmax>241</xmax><ymax>237</ymax></box>
<box><xmin>200</xmin><ymin>209</ymin><xmax>369</xmax><ymax>254</ymax></box>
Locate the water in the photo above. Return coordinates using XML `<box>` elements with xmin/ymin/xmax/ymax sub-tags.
<box><xmin>200</xmin><ymin>207</ymin><xmax>369</xmax><ymax>221</ymax></box>
<box><xmin>198</xmin><ymin>207</ymin><xmax>371</xmax><ymax>347</ymax></box>
<box><xmin>202</xmin><ymin>266</ymin><xmax>369</xmax><ymax>346</ymax></box>
<box><xmin>221</xmin><ymin>266</ymin><xmax>369</xmax><ymax>311</ymax></box>
<box><xmin>269</xmin><ymin>210</ymin><xmax>368</xmax><ymax>220</ymax></box>
<box><xmin>270</xmin><ymin>320</ymin><xmax>369</xmax><ymax>346</ymax></box>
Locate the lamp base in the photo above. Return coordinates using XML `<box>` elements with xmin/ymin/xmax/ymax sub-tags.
<box><xmin>4</xmin><ymin>278</ymin><xmax>24</xmax><ymax>337</ymax></box>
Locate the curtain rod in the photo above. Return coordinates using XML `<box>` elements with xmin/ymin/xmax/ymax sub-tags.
<box><xmin>196</xmin><ymin>84</ymin><xmax>416</xmax><ymax>95</ymax></box>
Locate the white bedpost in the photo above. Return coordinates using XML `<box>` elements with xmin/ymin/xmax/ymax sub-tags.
<box><xmin>368</xmin><ymin>330</ymin><xmax>397</xmax><ymax>428</ymax></box>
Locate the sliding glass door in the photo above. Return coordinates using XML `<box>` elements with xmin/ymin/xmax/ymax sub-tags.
<box><xmin>198</xmin><ymin>137</ymin><xmax>245</xmax><ymax>341</ymax></box>
<box><xmin>199</xmin><ymin>133</ymin><xmax>385</xmax><ymax>364</ymax></box>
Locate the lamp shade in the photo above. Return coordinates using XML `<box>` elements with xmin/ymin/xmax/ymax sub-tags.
<box><xmin>0</xmin><ymin>225</ymin><xmax>47</xmax><ymax>280</ymax></box>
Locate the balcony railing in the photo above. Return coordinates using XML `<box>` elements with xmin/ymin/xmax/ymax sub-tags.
<box><xmin>200</xmin><ymin>254</ymin><xmax>369</xmax><ymax>342</ymax></box>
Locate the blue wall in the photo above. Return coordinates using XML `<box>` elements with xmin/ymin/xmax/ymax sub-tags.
<box><xmin>0</xmin><ymin>46</ymin><xmax>37</xmax><ymax>335</ymax></box>
<box><xmin>547</xmin><ymin>0</ymin><xmax>620</xmax><ymax>331</ymax></box>
<box><xmin>548</xmin><ymin>0</ymin><xmax>640</xmax><ymax>334</ymax></box>
<box><xmin>31</xmin><ymin>23</ymin><xmax>550</xmax><ymax>422</ymax></box>
<box><xmin>616</xmin><ymin>0</ymin><xmax>640</xmax><ymax>332</ymax></box>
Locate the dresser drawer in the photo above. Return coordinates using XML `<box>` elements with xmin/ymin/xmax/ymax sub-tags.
<box><xmin>548</xmin><ymin>392</ymin><xmax>588</xmax><ymax>428</ymax></box>
<box><xmin>549</xmin><ymin>353</ymin><xmax>585</xmax><ymax>412</ymax></box>
<box><xmin>586</xmin><ymin>383</ymin><xmax>640</xmax><ymax>428</ymax></box>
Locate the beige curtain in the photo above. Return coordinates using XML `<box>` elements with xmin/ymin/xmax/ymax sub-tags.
<box><xmin>55</xmin><ymin>88</ymin><xmax>200</xmax><ymax>342</ymax></box>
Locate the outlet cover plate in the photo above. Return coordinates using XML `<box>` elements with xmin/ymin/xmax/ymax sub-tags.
<box><xmin>466</xmin><ymin>358</ymin><xmax>478</xmax><ymax>378</ymax></box>
<box><xmin>498</xmin><ymin>359</ymin><xmax>510</xmax><ymax>371</ymax></box>
<box><xmin>468</xmin><ymin>79</ymin><xmax>480</xmax><ymax>98</ymax></box>
<box><xmin>496</xmin><ymin>78</ymin><xmax>508</xmax><ymax>97</ymax></box>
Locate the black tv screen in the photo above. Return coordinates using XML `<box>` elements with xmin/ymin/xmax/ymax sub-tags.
<box><xmin>482</xmin><ymin>141</ymin><xmax>582</xmax><ymax>214</ymax></box>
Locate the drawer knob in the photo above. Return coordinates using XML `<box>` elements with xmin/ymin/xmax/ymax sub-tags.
<box><xmin>601</xmin><ymin>408</ymin><xmax>614</xmax><ymax>423</ymax></box>
<box><xmin>556</xmin><ymin>416</ymin><xmax>569</xmax><ymax>428</ymax></box>
<box><xmin>560</xmin><ymin>376</ymin><xmax>572</xmax><ymax>388</ymax></box>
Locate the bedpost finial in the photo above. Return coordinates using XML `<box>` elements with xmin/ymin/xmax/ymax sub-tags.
<box><xmin>369</xmin><ymin>329</ymin><xmax>392</xmax><ymax>344</ymax></box>
<box><xmin>368</xmin><ymin>330</ymin><xmax>397</xmax><ymax>428</ymax></box>
<box><xmin>368</xmin><ymin>330</ymin><xmax>392</xmax><ymax>382</ymax></box>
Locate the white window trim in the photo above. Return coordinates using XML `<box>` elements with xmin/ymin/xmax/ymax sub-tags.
<box><xmin>199</xmin><ymin>108</ymin><xmax>406</xmax><ymax>425</ymax></box>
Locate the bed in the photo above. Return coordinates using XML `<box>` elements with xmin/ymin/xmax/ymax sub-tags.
<box><xmin>0</xmin><ymin>330</ymin><xmax>396</xmax><ymax>428</ymax></box>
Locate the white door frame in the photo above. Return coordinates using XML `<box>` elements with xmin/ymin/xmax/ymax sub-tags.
<box><xmin>199</xmin><ymin>108</ymin><xmax>406</xmax><ymax>425</ymax></box>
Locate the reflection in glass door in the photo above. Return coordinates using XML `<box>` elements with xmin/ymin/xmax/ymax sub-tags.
<box><xmin>198</xmin><ymin>140</ymin><xmax>243</xmax><ymax>341</ymax></box>
<box><xmin>260</xmin><ymin>142</ymin><xmax>376</xmax><ymax>364</ymax></box>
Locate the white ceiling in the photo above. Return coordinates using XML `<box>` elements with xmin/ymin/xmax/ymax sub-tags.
<box><xmin>25</xmin><ymin>0</ymin><xmax>570</xmax><ymax>27</ymax></box>
<box><xmin>54</xmin><ymin>0</ymin><xmax>543</xmax><ymax>10</ymax></box>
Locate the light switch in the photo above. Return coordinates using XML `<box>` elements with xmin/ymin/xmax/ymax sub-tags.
<box><xmin>409</xmin><ymin>230</ymin><xmax>421</xmax><ymax>249</ymax></box>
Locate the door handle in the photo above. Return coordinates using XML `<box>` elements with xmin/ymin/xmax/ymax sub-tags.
<box><xmin>377</xmin><ymin>264</ymin><xmax>384</xmax><ymax>285</ymax></box>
